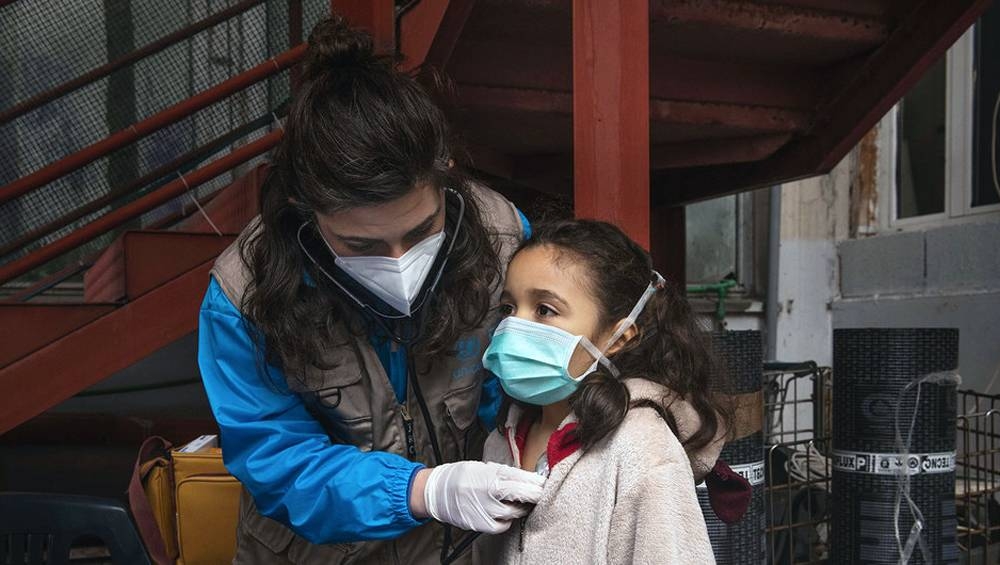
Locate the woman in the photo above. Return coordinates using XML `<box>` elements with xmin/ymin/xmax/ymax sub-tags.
<box><xmin>198</xmin><ymin>16</ymin><xmax>543</xmax><ymax>564</ymax></box>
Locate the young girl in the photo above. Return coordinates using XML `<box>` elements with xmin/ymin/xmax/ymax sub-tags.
<box><xmin>479</xmin><ymin>219</ymin><xmax>739</xmax><ymax>564</ymax></box>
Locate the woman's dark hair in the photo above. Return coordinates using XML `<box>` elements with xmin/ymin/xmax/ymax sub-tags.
<box><xmin>240</xmin><ymin>15</ymin><xmax>501</xmax><ymax>380</ymax></box>
<box><xmin>502</xmin><ymin>219</ymin><xmax>734</xmax><ymax>451</ymax></box>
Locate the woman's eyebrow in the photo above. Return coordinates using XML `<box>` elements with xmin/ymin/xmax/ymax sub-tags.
<box><xmin>332</xmin><ymin>198</ymin><xmax>442</xmax><ymax>245</ymax></box>
<box><xmin>402</xmin><ymin>208</ymin><xmax>440</xmax><ymax>240</ymax></box>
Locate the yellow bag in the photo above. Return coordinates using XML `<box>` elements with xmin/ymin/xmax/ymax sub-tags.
<box><xmin>129</xmin><ymin>436</ymin><xmax>241</xmax><ymax>565</ymax></box>
<box><xmin>173</xmin><ymin>446</ymin><xmax>242</xmax><ymax>565</ymax></box>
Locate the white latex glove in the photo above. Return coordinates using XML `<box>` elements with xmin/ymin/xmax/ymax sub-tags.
<box><xmin>422</xmin><ymin>461</ymin><xmax>545</xmax><ymax>533</ymax></box>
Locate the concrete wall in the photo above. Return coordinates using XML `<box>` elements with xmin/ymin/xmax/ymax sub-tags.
<box><xmin>834</xmin><ymin>219</ymin><xmax>1000</xmax><ymax>392</ymax></box>
<box><xmin>773</xmin><ymin>155</ymin><xmax>852</xmax><ymax>367</ymax></box>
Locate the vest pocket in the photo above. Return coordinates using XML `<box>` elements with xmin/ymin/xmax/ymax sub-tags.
<box><xmin>302</xmin><ymin>366</ymin><xmax>376</xmax><ymax>451</ymax></box>
<box><xmin>238</xmin><ymin>487</ymin><xmax>295</xmax><ymax>555</ymax></box>
<box><xmin>442</xmin><ymin>381</ymin><xmax>482</xmax><ymax>459</ymax></box>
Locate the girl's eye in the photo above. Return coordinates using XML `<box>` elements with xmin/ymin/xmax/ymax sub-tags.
<box><xmin>536</xmin><ymin>304</ymin><xmax>557</xmax><ymax>318</ymax></box>
<box><xmin>497</xmin><ymin>304</ymin><xmax>514</xmax><ymax>317</ymax></box>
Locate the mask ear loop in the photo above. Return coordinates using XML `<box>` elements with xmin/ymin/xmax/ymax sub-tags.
<box><xmin>577</xmin><ymin>271</ymin><xmax>667</xmax><ymax>381</ymax></box>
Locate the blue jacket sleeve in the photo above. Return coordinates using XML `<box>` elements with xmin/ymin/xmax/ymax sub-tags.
<box><xmin>197</xmin><ymin>278</ymin><xmax>425</xmax><ymax>544</ymax></box>
<box><xmin>477</xmin><ymin>374</ymin><xmax>503</xmax><ymax>430</ymax></box>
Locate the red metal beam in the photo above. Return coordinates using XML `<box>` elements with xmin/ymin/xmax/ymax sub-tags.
<box><xmin>649</xmin><ymin>100</ymin><xmax>810</xmax><ymax>132</ymax></box>
<box><xmin>0</xmin><ymin>131</ymin><xmax>282</xmax><ymax>286</ymax></box>
<box><xmin>398</xmin><ymin>0</ymin><xmax>477</xmax><ymax>72</ymax></box>
<box><xmin>290</xmin><ymin>0</ymin><xmax>304</xmax><ymax>90</ymax></box>
<box><xmin>651</xmin><ymin>0</ymin><xmax>889</xmax><ymax>44</ymax></box>
<box><xmin>459</xmin><ymin>85</ymin><xmax>571</xmax><ymax>114</ymax></box>
<box><xmin>0</xmin><ymin>117</ymin><xmax>254</xmax><ymax>258</ymax></box>
<box><xmin>421</xmin><ymin>0</ymin><xmax>477</xmax><ymax>71</ymax></box>
<box><xmin>449</xmin><ymin>41</ymin><xmax>821</xmax><ymax>110</ymax></box>
<box><xmin>650</xmin><ymin>206</ymin><xmax>686</xmax><ymax>284</ymax></box>
<box><xmin>333</xmin><ymin>0</ymin><xmax>396</xmax><ymax>54</ymax></box>
<box><xmin>0</xmin><ymin>0</ymin><xmax>266</xmax><ymax>126</ymax></box>
<box><xmin>652</xmin><ymin>0</ymin><xmax>991</xmax><ymax>207</ymax></box>
<box><xmin>0</xmin><ymin>259</ymin><xmax>213</xmax><ymax>435</ymax></box>
<box><xmin>0</xmin><ymin>304</ymin><xmax>116</xmax><ymax>368</ymax></box>
<box><xmin>456</xmin><ymin>84</ymin><xmax>809</xmax><ymax>135</ymax></box>
<box><xmin>572</xmin><ymin>0</ymin><xmax>649</xmax><ymax>247</ymax></box>
<box><xmin>650</xmin><ymin>134</ymin><xmax>791</xmax><ymax>169</ymax></box>
<box><xmin>0</xmin><ymin>45</ymin><xmax>303</xmax><ymax>206</ymax></box>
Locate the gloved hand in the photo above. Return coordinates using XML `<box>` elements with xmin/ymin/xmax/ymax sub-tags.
<box><xmin>418</xmin><ymin>461</ymin><xmax>545</xmax><ymax>533</ymax></box>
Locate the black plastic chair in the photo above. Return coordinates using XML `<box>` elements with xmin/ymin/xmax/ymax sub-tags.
<box><xmin>0</xmin><ymin>492</ymin><xmax>151</xmax><ymax>565</ymax></box>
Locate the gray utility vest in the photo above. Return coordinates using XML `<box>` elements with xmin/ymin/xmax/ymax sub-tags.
<box><xmin>210</xmin><ymin>184</ymin><xmax>525</xmax><ymax>565</ymax></box>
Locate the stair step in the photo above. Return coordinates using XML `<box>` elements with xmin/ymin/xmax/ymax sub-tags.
<box><xmin>174</xmin><ymin>161</ymin><xmax>266</xmax><ymax>234</ymax></box>
<box><xmin>0</xmin><ymin>304</ymin><xmax>116</xmax><ymax>368</ymax></box>
<box><xmin>85</xmin><ymin>231</ymin><xmax>234</xmax><ymax>303</ymax></box>
<box><xmin>0</xmin><ymin>260</ymin><xmax>213</xmax><ymax>434</ymax></box>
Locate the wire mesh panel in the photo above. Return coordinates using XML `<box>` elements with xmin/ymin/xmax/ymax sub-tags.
<box><xmin>0</xmin><ymin>0</ymin><xmax>330</xmax><ymax>286</ymax></box>
<box><xmin>956</xmin><ymin>391</ymin><xmax>1000</xmax><ymax>563</ymax></box>
<box><xmin>764</xmin><ymin>362</ymin><xmax>832</xmax><ymax>565</ymax></box>
<box><xmin>762</xmin><ymin>361</ymin><xmax>1000</xmax><ymax>564</ymax></box>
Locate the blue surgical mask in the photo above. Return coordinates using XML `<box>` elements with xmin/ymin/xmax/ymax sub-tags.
<box><xmin>482</xmin><ymin>273</ymin><xmax>664</xmax><ymax>405</ymax></box>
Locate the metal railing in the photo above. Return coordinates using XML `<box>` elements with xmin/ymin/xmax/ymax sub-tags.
<box><xmin>761</xmin><ymin>364</ymin><xmax>1000</xmax><ymax>564</ymax></box>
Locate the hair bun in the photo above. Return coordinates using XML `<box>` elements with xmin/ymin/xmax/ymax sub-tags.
<box><xmin>303</xmin><ymin>15</ymin><xmax>375</xmax><ymax>79</ymax></box>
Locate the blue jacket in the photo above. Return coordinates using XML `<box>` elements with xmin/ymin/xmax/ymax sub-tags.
<box><xmin>197</xmin><ymin>211</ymin><xmax>528</xmax><ymax>544</ymax></box>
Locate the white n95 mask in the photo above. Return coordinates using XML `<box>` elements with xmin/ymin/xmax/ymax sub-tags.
<box><xmin>325</xmin><ymin>231</ymin><xmax>445</xmax><ymax>317</ymax></box>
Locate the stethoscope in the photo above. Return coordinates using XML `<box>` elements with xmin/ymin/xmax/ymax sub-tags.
<box><xmin>295</xmin><ymin>186</ymin><xmax>466</xmax><ymax>344</ymax></box>
<box><xmin>296</xmin><ymin>186</ymin><xmax>478</xmax><ymax>563</ymax></box>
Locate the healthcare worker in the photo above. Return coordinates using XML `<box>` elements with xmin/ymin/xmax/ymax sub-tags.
<box><xmin>197</xmin><ymin>16</ymin><xmax>543</xmax><ymax>564</ymax></box>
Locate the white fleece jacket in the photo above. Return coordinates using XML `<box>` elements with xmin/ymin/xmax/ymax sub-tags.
<box><xmin>478</xmin><ymin>378</ymin><xmax>723</xmax><ymax>565</ymax></box>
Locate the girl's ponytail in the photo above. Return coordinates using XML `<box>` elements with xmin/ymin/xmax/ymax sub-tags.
<box><xmin>570</xmin><ymin>372</ymin><xmax>630</xmax><ymax>450</ymax></box>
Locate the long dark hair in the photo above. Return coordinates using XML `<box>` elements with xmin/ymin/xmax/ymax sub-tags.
<box><xmin>504</xmin><ymin>220</ymin><xmax>733</xmax><ymax>451</ymax></box>
<box><xmin>240</xmin><ymin>15</ymin><xmax>501</xmax><ymax>380</ymax></box>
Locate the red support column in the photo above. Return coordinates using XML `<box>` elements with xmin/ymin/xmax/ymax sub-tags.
<box><xmin>650</xmin><ymin>205</ymin><xmax>686</xmax><ymax>285</ymax></box>
<box><xmin>332</xmin><ymin>0</ymin><xmax>396</xmax><ymax>54</ymax></box>
<box><xmin>572</xmin><ymin>0</ymin><xmax>649</xmax><ymax>248</ymax></box>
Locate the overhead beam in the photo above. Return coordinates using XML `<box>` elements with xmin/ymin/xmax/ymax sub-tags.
<box><xmin>651</xmin><ymin>134</ymin><xmax>791</xmax><ymax>169</ymax></box>
<box><xmin>650</xmin><ymin>100</ymin><xmax>809</xmax><ymax>133</ymax></box>
<box><xmin>652</xmin><ymin>0</ymin><xmax>991</xmax><ymax>207</ymax></box>
<box><xmin>449</xmin><ymin>41</ymin><xmax>820</xmax><ymax>109</ymax></box>
<box><xmin>651</xmin><ymin>0</ymin><xmax>888</xmax><ymax>45</ymax></box>
<box><xmin>466</xmin><ymin>0</ymin><xmax>888</xmax><ymax>43</ymax></box>
<box><xmin>458</xmin><ymin>85</ymin><xmax>809</xmax><ymax>133</ymax></box>
<box><xmin>573</xmin><ymin>0</ymin><xmax>649</xmax><ymax>247</ymax></box>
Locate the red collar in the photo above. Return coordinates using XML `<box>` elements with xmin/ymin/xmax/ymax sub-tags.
<box><xmin>508</xmin><ymin>410</ymin><xmax>582</xmax><ymax>471</ymax></box>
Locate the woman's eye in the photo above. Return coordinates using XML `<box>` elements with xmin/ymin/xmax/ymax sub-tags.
<box><xmin>536</xmin><ymin>304</ymin><xmax>556</xmax><ymax>317</ymax></box>
<box><xmin>348</xmin><ymin>244</ymin><xmax>376</xmax><ymax>254</ymax></box>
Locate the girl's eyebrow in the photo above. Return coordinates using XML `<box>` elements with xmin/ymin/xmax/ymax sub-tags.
<box><xmin>527</xmin><ymin>288</ymin><xmax>569</xmax><ymax>310</ymax></box>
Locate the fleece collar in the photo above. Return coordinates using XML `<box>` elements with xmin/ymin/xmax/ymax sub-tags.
<box><xmin>502</xmin><ymin>405</ymin><xmax>581</xmax><ymax>473</ymax></box>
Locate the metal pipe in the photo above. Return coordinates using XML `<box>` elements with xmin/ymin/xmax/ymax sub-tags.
<box><xmin>765</xmin><ymin>185</ymin><xmax>781</xmax><ymax>360</ymax></box>
<box><xmin>2</xmin><ymin>260</ymin><xmax>92</xmax><ymax>303</ymax></box>
<box><xmin>0</xmin><ymin>44</ymin><xmax>304</xmax><ymax>206</ymax></box>
<box><xmin>0</xmin><ymin>103</ymin><xmax>285</xmax><ymax>259</ymax></box>
<box><xmin>0</xmin><ymin>0</ymin><xmax>266</xmax><ymax>126</ymax></box>
<box><xmin>0</xmin><ymin>130</ymin><xmax>282</xmax><ymax>286</ymax></box>
<box><xmin>289</xmin><ymin>0</ymin><xmax>303</xmax><ymax>91</ymax></box>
